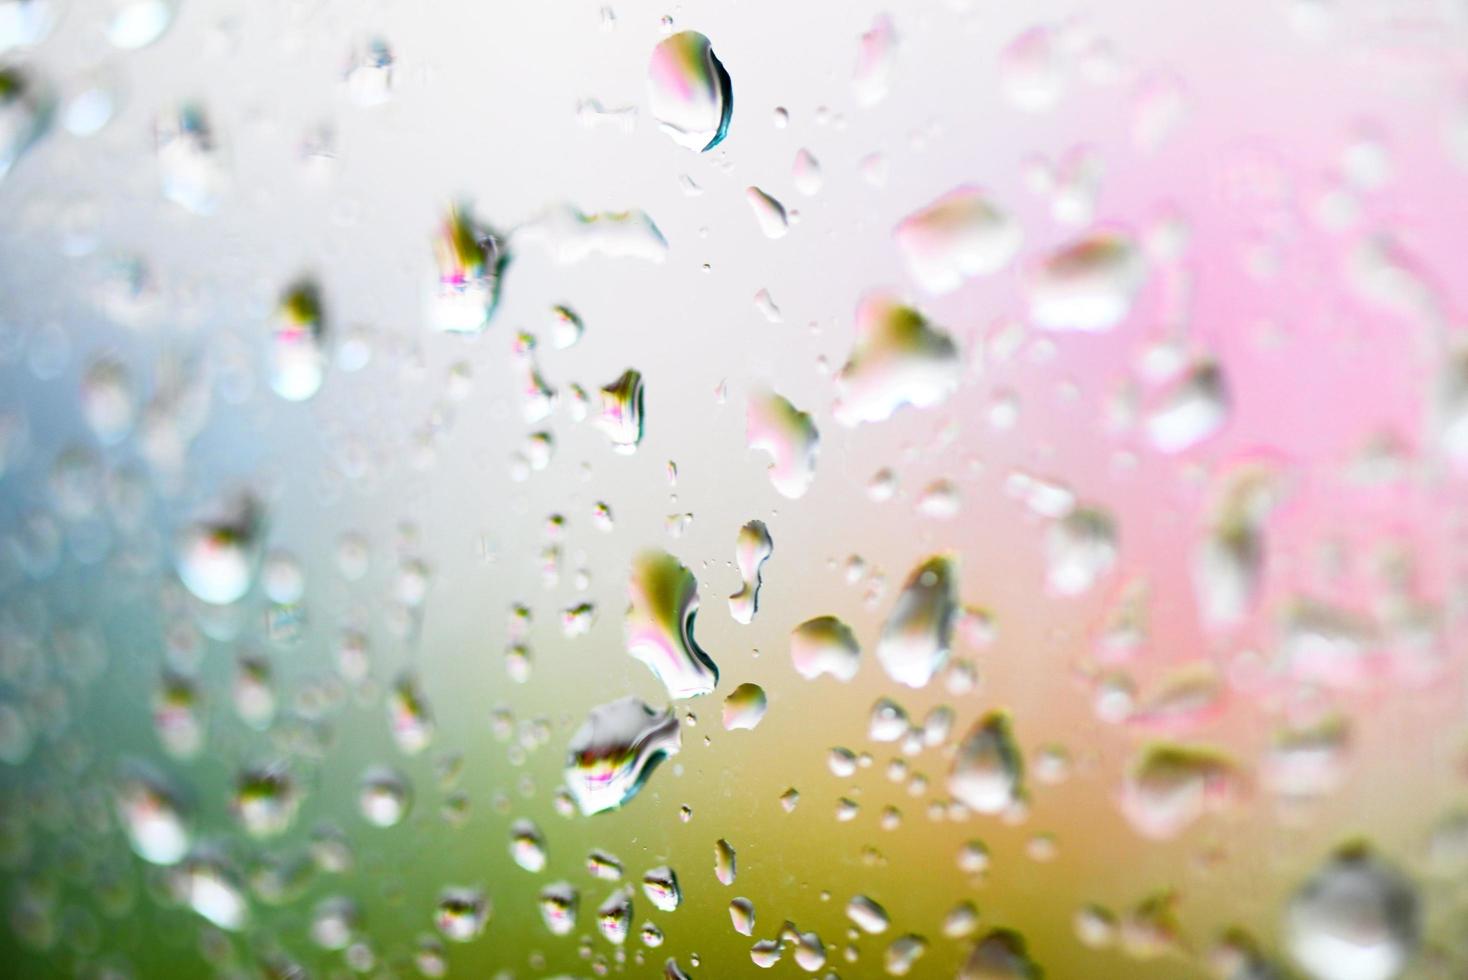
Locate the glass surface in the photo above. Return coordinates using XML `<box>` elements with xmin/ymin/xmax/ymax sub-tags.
<box><xmin>1</xmin><ymin>1</ymin><xmax>1467</xmax><ymax>977</ymax></box>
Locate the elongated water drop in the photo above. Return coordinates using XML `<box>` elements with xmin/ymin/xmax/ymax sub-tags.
<box><xmin>269</xmin><ymin>281</ymin><xmax>327</xmax><ymax>402</ymax></box>
<box><xmin>949</xmin><ymin>711</ymin><xmax>1024</xmax><ymax>815</ymax></box>
<box><xmin>627</xmin><ymin>550</ymin><xmax>718</xmax><ymax>698</ymax></box>
<box><xmin>596</xmin><ymin>368</ymin><xmax>645</xmax><ymax>454</ymax></box>
<box><xmin>876</xmin><ymin>555</ymin><xmax>958</xmax><ymax>689</ymax></box>
<box><xmin>728</xmin><ymin>520</ymin><xmax>772</xmax><ymax>624</ymax></box>
<box><xmin>747</xmin><ymin>389</ymin><xmax>819</xmax><ymax>498</ymax></box>
<box><xmin>647</xmin><ymin>31</ymin><xmax>732</xmax><ymax>151</ymax></box>
<box><xmin>176</xmin><ymin>493</ymin><xmax>263</xmax><ymax>605</ymax></box>
<box><xmin>427</xmin><ymin>204</ymin><xmax>505</xmax><ymax>334</ymax></box>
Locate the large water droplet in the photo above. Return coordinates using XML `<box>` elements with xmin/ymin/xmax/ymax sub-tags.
<box><xmin>626</xmin><ymin>550</ymin><xmax>719</xmax><ymax>699</ymax></box>
<box><xmin>1119</xmin><ymin>743</ymin><xmax>1239</xmax><ymax>840</ymax></box>
<box><xmin>435</xmin><ymin>886</ymin><xmax>490</xmax><ymax>942</ymax></box>
<box><xmin>647</xmin><ymin>31</ymin><xmax>732</xmax><ymax>151</ymax></box>
<box><xmin>564</xmin><ymin>696</ymin><xmax>681</xmax><ymax>815</ymax></box>
<box><xmin>1285</xmin><ymin>844</ymin><xmax>1419</xmax><ymax>980</ymax></box>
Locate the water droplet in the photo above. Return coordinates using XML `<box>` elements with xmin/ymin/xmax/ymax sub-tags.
<box><xmin>1145</xmin><ymin>361</ymin><xmax>1229</xmax><ymax>453</ymax></box>
<box><xmin>231</xmin><ymin>764</ymin><xmax>301</xmax><ymax>839</ymax></box>
<box><xmin>793</xmin><ymin>148</ymin><xmax>823</xmax><ymax>195</ymax></box>
<box><xmin>539</xmin><ymin>882</ymin><xmax>579</xmax><ymax>935</ymax></box>
<box><xmin>747</xmin><ymin>389</ymin><xmax>820</xmax><ymax>498</ymax></box>
<box><xmin>0</xmin><ymin>0</ymin><xmax>54</xmax><ymax>53</ymax></box>
<box><xmin>714</xmin><ymin>838</ymin><xmax>736</xmax><ymax>885</ymax></box>
<box><xmin>647</xmin><ymin>31</ymin><xmax>732</xmax><ymax>151</ymax></box>
<box><xmin>790</xmin><ymin>616</ymin><xmax>861</xmax><ymax>682</ymax></box>
<box><xmin>344</xmin><ymin>38</ymin><xmax>394</xmax><ymax>107</ymax></box>
<box><xmin>1028</xmin><ymin>231</ymin><xmax>1145</xmax><ymax>332</ymax></box>
<box><xmin>596</xmin><ymin>886</ymin><xmax>633</xmax><ymax>944</ymax></box>
<box><xmin>388</xmin><ymin>673</ymin><xmax>435</xmax><ymax>755</ymax></box>
<box><xmin>181</xmin><ymin>853</ymin><xmax>249</xmax><ymax>932</ymax></box>
<box><xmin>359</xmin><ymin>766</ymin><xmax>411</xmax><ymax>827</ymax></box>
<box><xmin>895</xmin><ymin>186</ymin><xmax>1021</xmax><ymax>294</ymax></box>
<box><xmin>435</xmin><ymin>886</ymin><xmax>489</xmax><ymax>942</ymax></box>
<box><xmin>509</xmin><ymin>819</ymin><xmax>547</xmax><ymax>872</ymax></box>
<box><xmin>516</xmin><ymin>202</ymin><xmax>672</xmax><ymax>264</ymax></box>
<box><xmin>746</xmin><ymin>186</ymin><xmax>789</xmax><ymax>239</ymax></box>
<box><xmin>0</xmin><ymin>68</ymin><xmax>47</xmax><ymax>183</ymax></box>
<box><xmin>847</xmin><ymin>895</ymin><xmax>890</xmax><ymax>934</ymax></box>
<box><xmin>564</xmin><ymin>697</ymin><xmax>681</xmax><ymax>815</ymax></box>
<box><xmin>722</xmin><ymin>682</ymin><xmax>767</xmax><ymax>731</ymax></box>
<box><xmin>642</xmin><ymin>866</ymin><xmax>681</xmax><ymax>912</ymax></box>
<box><xmin>1120</xmin><ymin>744</ymin><xmax>1240</xmax><ymax>840</ymax></box>
<box><xmin>728</xmin><ymin>520</ymin><xmax>773</xmax><ymax>625</ymax></box>
<box><xmin>108</xmin><ymin>0</ymin><xmax>174</xmax><ymax>49</ymax></box>
<box><xmin>853</xmin><ymin>14</ymin><xmax>898</xmax><ymax>107</ymax></box>
<box><xmin>730</xmin><ymin>896</ymin><xmax>756</xmax><ymax>935</ymax></box>
<box><xmin>114</xmin><ymin>764</ymin><xmax>189</xmax><ymax>865</ymax></box>
<box><xmin>949</xmin><ymin>712</ymin><xmax>1024</xmax><ymax>815</ymax></box>
<box><xmin>176</xmin><ymin>494</ymin><xmax>263</xmax><ymax>605</ymax></box>
<box><xmin>156</xmin><ymin>105</ymin><xmax>225</xmax><ymax>215</ymax></box>
<box><xmin>877</xmin><ymin>555</ymin><xmax>958</xmax><ymax>688</ymax></box>
<box><xmin>1285</xmin><ymin>844</ymin><xmax>1419</xmax><ymax>980</ymax></box>
<box><xmin>960</xmin><ymin>928</ymin><xmax>1041</xmax><ymax>979</ymax></box>
<box><xmin>595</xmin><ymin>368</ymin><xmax>646</xmax><ymax>454</ymax></box>
<box><xmin>269</xmin><ymin>281</ymin><xmax>327</xmax><ymax>402</ymax></box>
<box><xmin>869</xmin><ymin>697</ymin><xmax>910</xmax><ymax>742</ymax></box>
<box><xmin>1046</xmin><ymin>506</ymin><xmax>1117</xmax><ymax>596</ymax></box>
<box><xmin>835</xmin><ymin>295</ymin><xmax>960</xmax><ymax>426</ymax></box>
<box><xmin>427</xmin><ymin>204</ymin><xmax>505</xmax><ymax>334</ymax></box>
<box><xmin>1000</xmin><ymin>26</ymin><xmax>1065</xmax><ymax>112</ymax></box>
<box><xmin>626</xmin><ymin>550</ymin><xmax>718</xmax><ymax>698</ymax></box>
<box><xmin>885</xmin><ymin>934</ymin><xmax>928</xmax><ymax>975</ymax></box>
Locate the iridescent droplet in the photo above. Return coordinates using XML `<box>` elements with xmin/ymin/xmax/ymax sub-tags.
<box><xmin>626</xmin><ymin>550</ymin><xmax>719</xmax><ymax>699</ymax></box>
<box><xmin>427</xmin><ymin>205</ymin><xmax>505</xmax><ymax>334</ymax></box>
<box><xmin>647</xmin><ymin>31</ymin><xmax>732</xmax><ymax>151</ymax></box>
<box><xmin>642</xmin><ymin>866</ymin><xmax>681</xmax><ymax>912</ymax></box>
<box><xmin>564</xmin><ymin>696</ymin><xmax>681</xmax><ymax>815</ymax></box>
<box><xmin>435</xmin><ymin>886</ymin><xmax>489</xmax><ymax>942</ymax></box>
<box><xmin>595</xmin><ymin>368</ymin><xmax>645</xmax><ymax>454</ymax></box>
<box><xmin>728</xmin><ymin>520</ymin><xmax>773</xmax><ymax>625</ymax></box>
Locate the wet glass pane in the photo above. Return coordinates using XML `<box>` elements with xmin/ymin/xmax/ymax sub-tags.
<box><xmin>1</xmin><ymin>1</ymin><xmax>1467</xmax><ymax>977</ymax></box>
